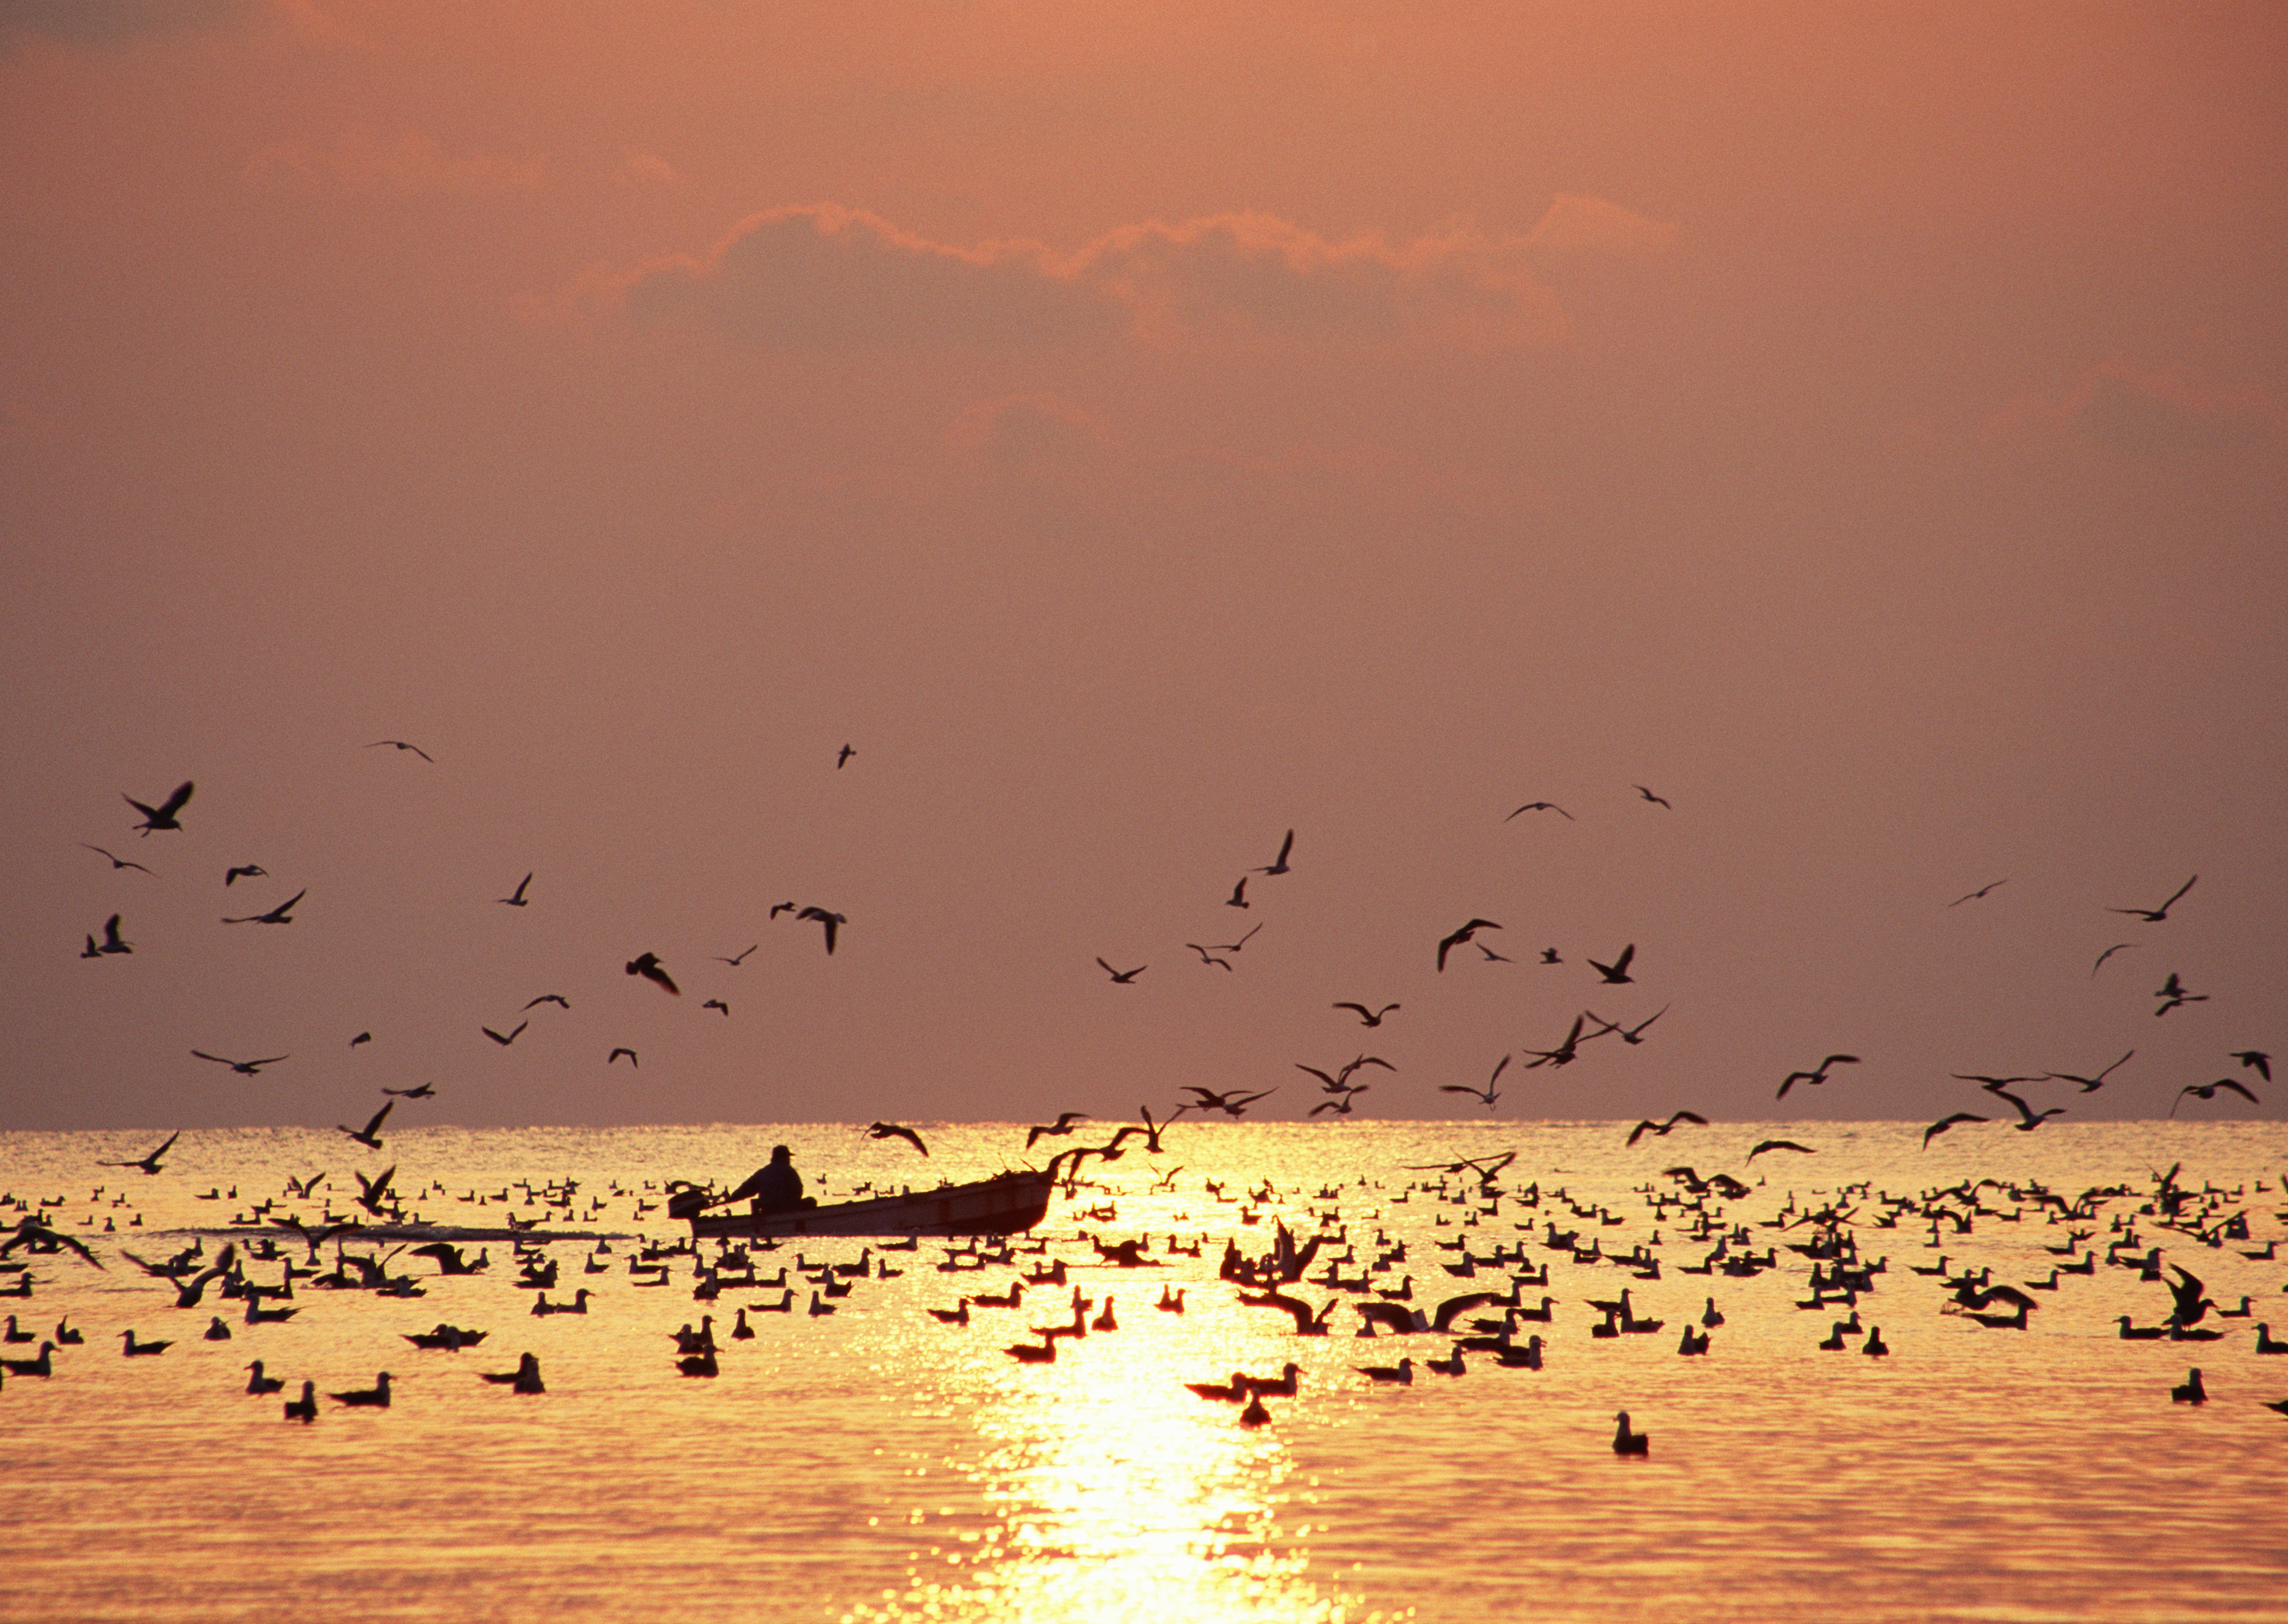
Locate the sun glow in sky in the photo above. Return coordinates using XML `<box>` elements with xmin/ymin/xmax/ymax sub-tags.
<box><xmin>3</xmin><ymin>2</ymin><xmax>2283</xmax><ymax>1133</ymax></box>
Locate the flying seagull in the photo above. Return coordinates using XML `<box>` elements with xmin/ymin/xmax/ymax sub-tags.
<box><xmin>224</xmin><ymin>865</ymin><xmax>268</xmax><ymax>886</ymax></box>
<box><xmin>2172</xmin><ymin>1079</ymin><xmax>2259</xmax><ymax>1117</ymax></box>
<box><xmin>2231</xmin><ymin>1050</ymin><xmax>2272</xmax><ymax>1083</ymax></box>
<box><xmin>1096</xmin><ymin>959</ymin><xmax>1146</xmax><ymax>983</ymax></box>
<box><xmin>1225</xmin><ymin>876</ymin><xmax>1250</xmax><ymax>909</ymax></box>
<box><xmin>715</xmin><ymin>945</ymin><xmax>758</xmax><ymax>967</ymax></box>
<box><xmin>523</xmin><ymin>993</ymin><xmax>570</xmax><ymax>1011</ymax></box>
<box><xmin>1186</xmin><ymin>944</ymin><xmax>1233</xmax><ymax>971</ymax></box>
<box><xmin>1477</xmin><ymin>942</ymin><xmax>1514</xmax><ymax>962</ymax></box>
<box><xmin>1505</xmin><ymin>802</ymin><xmax>1573</xmax><ymax>821</ymax></box>
<box><xmin>2153</xmin><ymin>973</ymin><xmax>2207</xmax><ymax>1016</ymax></box>
<box><xmin>607</xmin><ymin>1048</ymin><xmax>638</xmax><ymax>1067</ymax></box>
<box><xmin>1949</xmin><ymin>879</ymin><xmax>2008</xmax><ymax>906</ymax></box>
<box><xmin>350</xmin><ymin>1031</ymin><xmax>372</xmax><ymax>1047</ymax></box>
<box><xmin>1025</xmin><ymin>1114</ymin><xmax>1089</xmax><ymax>1149</ymax></box>
<box><xmin>80</xmin><ymin>844</ymin><xmax>155</xmax><ymax>875</ymax></box>
<box><xmin>365</xmin><ymin>740</ymin><xmax>434</xmax><ymax>762</ymax></box>
<box><xmin>2110</xmin><ymin>875</ymin><xmax>2196</xmax><ymax>923</ymax></box>
<box><xmin>1633</xmin><ymin>785</ymin><xmax>1671</xmax><ymax>808</ymax></box>
<box><xmin>1776</xmin><ymin>1055</ymin><xmax>1859</xmax><ymax>1100</ymax></box>
<box><xmin>1921</xmin><ymin>1112</ymin><xmax>1989</xmax><ymax>1149</ymax></box>
<box><xmin>1208</xmin><ymin>924</ymin><xmax>1263</xmax><ymax>953</ymax></box>
<box><xmin>1521</xmin><ymin>1014</ymin><xmax>1588</xmax><ymax>1069</ymax></box>
<box><xmin>1254</xmin><ymin>830</ymin><xmax>1295</xmax><ymax>875</ymax></box>
<box><xmin>85</xmin><ymin>914</ymin><xmax>132</xmax><ymax>956</ymax></box>
<box><xmin>338</xmin><ymin>1101</ymin><xmax>392</xmax><ymax>1150</ymax></box>
<box><xmin>1746</xmin><ymin>1139</ymin><xmax>1815</xmax><ymax>1160</ymax></box>
<box><xmin>192</xmin><ymin>1050</ymin><xmax>288</xmax><ymax>1076</ymax></box>
<box><xmin>380</xmin><ymin>1083</ymin><xmax>435</xmax><ymax>1098</ymax></box>
<box><xmin>866</xmin><ymin>1122</ymin><xmax>929</xmax><ymax>1157</ymax></box>
<box><xmin>1984</xmin><ymin>1083</ymin><xmax>2064</xmax><ymax>1132</ymax></box>
<box><xmin>1586</xmin><ymin>1005</ymin><xmax>1668</xmax><ymax>1045</ymax></box>
<box><xmin>1626</xmin><ymin>1111</ymin><xmax>1707</xmax><ymax>1147</ymax></box>
<box><xmin>1178</xmin><ymin>1087</ymin><xmax>1275</xmax><ymax>1118</ymax></box>
<box><xmin>2091</xmin><ymin>942</ymin><xmax>2138</xmax><ymax>976</ymax></box>
<box><xmin>626</xmin><ymin>952</ymin><xmax>679</xmax><ymax>994</ymax></box>
<box><xmin>1439</xmin><ymin>1053</ymin><xmax>1509</xmax><ymax>1111</ymax></box>
<box><xmin>1588</xmin><ymin>944</ymin><xmax>1636</xmax><ymax>985</ymax></box>
<box><xmin>836</xmin><ymin>744</ymin><xmax>855</xmax><ymax>769</ymax></box>
<box><xmin>481</xmin><ymin>1021</ymin><xmax>528</xmax><ymax>1047</ymax></box>
<box><xmin>703</xmin><ymin>999</ymin><xmax>730</xmax><ymax>1015</ymax></box>
<box><xmin>1332</xmin><ymin>1002</ymin><xmax>1399</xmax><ymax>1028</ymax></box>
<box><xmin>2045</xmin><ymin>1050</ymin><xmax>2134</xmax><ymax>1093</ymax></box>
<box><xmin>796</xmin><ymin>907</ymin><xmax>846</xmax><ymax>955</ymax></box>
<box><xmin>123</xmin><ymin>781</ymin><xmax>194</xmax><ymax>835</ymax></box>
<box><xmin>1436</xmin><ymin>919</ymin><xmax>1501</xmax><ymax>972</ymax></box>
<box><xmin>497</xmin><ymin>873</ymin><xmax>532</xmax><ymax>907</ymax></box>
<box><xmin>98</xmin><ymin>1131</ymin><xmax>181</xmax><ymax>1176</ymax></box>
<box><xmin>222</xmin><ymin>888</ymin><xmax>305</xmax><ymax>925</ymax></box>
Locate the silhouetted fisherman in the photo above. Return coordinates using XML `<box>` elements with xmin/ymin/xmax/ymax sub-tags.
<box><xmin>730</xmin><ymin>1145</ymin><xmax>814</xmax><ymax>1215</ymax></box>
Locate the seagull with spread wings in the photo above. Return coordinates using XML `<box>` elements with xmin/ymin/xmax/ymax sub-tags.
<box><xmin>2045</xmin><ymin>1050</ymin><xmax>2134</xmax><ymax>1093</ymax></box>
<box><xmin>1332</xmin><ymin>1002</ymin><xmax>1399</xmax><ymax>1028</ymax></box>
<box><xmin>123</xmin><ymin>781</ymin><xmax>194</xmax><ymax>834</ymax></box>
<box><xmin>1439</xmin><ymin>1054</ymin><xmax>1509</xmax><ymax>1111</ymax></box>
<box><xmin>1588</xmin><ymin>944</ymin><xmax>1636</xmax><ymax>984</ymax></box>
<box><xmin>2110</xmin><ymin>875</ymin><xmax>2196</xmax><ymax>923</ymax></box>
<box><xmin>796</xmin><ymin>907</ymin><xmax>847</xmax><ymax>955</ymax></box>
<box><xmin>2154</xmin><ymin>973</ymin><xmax>2207</xmax><ymax>1016</ymax></box>
<box><xmin>81</xmin><ymin>844</ymin><xmax>155</xmax><ymax>874</ymax></box>
<box><xmin>2172</xmin><ymin>1079</ymin><xmax>2259</xmax><ymax>1117</ymax></box>
<box><xmin>1948</xmin><ymin>879</ymin><xmax>2008</xmax><ymax>906</ymax></box>
<box><xmin>365</xmin><ymin>739</ymin><xmax>434</xmax><ymax>762</ymax></box>
<box><xmin>866</xmin><ymin>1122</ymin><xmax>930</xmax><ymax>1157</ymax></box>
<box><xmin>338</xmin><ymin>1101</ymin><xmax>392</xmax><ymax>1150</ymax></box>
<box><xmin>497</xmin><ymin>872</ymin><xmax>532</xmax><ymax>907</ymax></box>
<box><xmin>1096</xmin><ymin>959</ymin><xmax>1146</xmax><ymax>983</ymax></box>
<box><xmin>98</xmin><ymin>1131</ymin><xmax>181</xmax><ymax>1176</ymax></box>
<box><xmin>223</xmin><ymin>888</ymin><xmax>304</xmax><ymax>925</ymax></box>
<box><xmin>192</xmin><ymin>1050</ymin><xmax>287</xmax><ymax>1076</ymax></box>
<box><xmin>626</xmin><ymin>952</ymin><xmax>680</xmax><ymax>994</ymax></box>
<box><xmin>1505</xmin><ymin>801</ymin><xmax>1573</xmax><ymax>821</ymax></box>
<box><xmin>1776</xmin><ymin>1055</ymin><xmax>1859</xmax><ymax>1100</ymax></box>
<box><xmin>1253</xmin><ymin>830</ymin><xmax>1294</xmax><ymax>875</ymax></box>
<box><xmin>1626</xmin><ymin>1111</ymin><xmax>1706</xmax><ymax>1147</ymax></box>
<box><xmin>1921</xmin><ymin>1112</ymin><xmax>1989</xmax><ymax>1149</ymax></box>
<box><xmin>1436</xmin><ymin>919</ymin><xmax>1500</xmax><ymax>972</ymax></box>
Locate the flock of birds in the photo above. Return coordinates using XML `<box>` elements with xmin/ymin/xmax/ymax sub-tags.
<box><xmin>7</xmin><ymin>1128</ymin><xmax>2288</xmax><ymax>1452</ymax></box>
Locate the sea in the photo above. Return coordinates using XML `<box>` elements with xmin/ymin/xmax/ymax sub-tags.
<box><xmin>3</xmin><ymin>1119</ymin><xmax>2285</xmax><ymax>1624</ymax></box>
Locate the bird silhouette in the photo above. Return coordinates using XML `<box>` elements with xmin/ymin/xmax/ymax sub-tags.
<box><xmin>866</xmin><ymin>1122</ymin><xmax>929</xmax><ymax>1157</ymax></box>
<box><xmin>338</xmin><ymin>1101</ymin><xmax>392</xmax><ymax>1150</ymax></box>
<box><xmin>1436</xmin><ymin>919</ymin><xmax>1500</xmax><ymax>972</ymax></box>
<box><xmin>222</xmin><ymin>888</ymin><xmax>304</xmax><ymax>925</ymax></box>
<box><xmin>1225</xmin><ymin>876</ymin><xmax>1250</xmax><ymax>909</ymax></box>
<box><xmin>796</xmin><ymin>907</ymin><xmax>846</xmax><ymax>954</ymax></box>
<box><xmin>703</xmin><ymin>999</ymin><xmax>730</xmax><ymax>1015</ymax></box>
<box><xmin>223</xmin><ymin>865</ymin><xmax>268</xmax><ymax>886</ymax></box>
<box><xmin>2172</xmin><ymin>1080</ymin><xmax>2259</xmax><ymax>1117</ymax></box>
<box><xmin>1521</xmin><ymin>1015</ymin><xmax>1588</xmax><ymax>1069</ymax></box>
<box><xmin>1633</xmin><ymin>785</ymin><xmax>1671</xmax><ymax>809</ymax></box>
<box><xmin>626</xmin><ymin>953</ymin><xmax>679</xmax><ymax>994</ymax></box>
<box><xmin>1985</xmin><ymin>1084</ymin><xmax>2064</xmax><ymax>1132</ymax></box>
<box><xmin>1096</xmin><ymin>959</ymin><xmax>1146</xmax><ymax>983</ymax></box>
<box><xmin>85</xmin><ymin>914</ymin><xmax>133</xmax><ymax>956</ymax></box>
<box><xmin>481</xmin><ymin>1021</ymin><xmax>528</xmax><ymax>1047</ymax></box>
<box><xmin>2153</xmin><ymin>973</ymin><xmax>2207</xmax><ymax>1016</ymax></box>
<box><xmin>1253</xmin><ymin>830</ymin><xmax>1295</xmax><ymax>875</ymax></box>
<box><xmin>715</xmin><ymin>945</ymin><xmax>758</xmax><ymax>966</ymax></box>
<box><xmin>523</xmin><ymin>993</ymin><xmax>571</xmax><ymax>1011</ymax></box>
<box><xmin>2231</xmin><ymin>1051</ymin><xmax>2272</xmax><ymax>1083</ymax></box>
<box><xmin>1587</xmin><ymin>944</ymin><xmax>1636</xmax><ymax>984</ymax></box>
<box><xmin>352</xmin><ymin>1166</ymin><xmax>398</xmax><ymax>1218</ymax></box>
<box><xmin>1185</xmin><ymin>944</ymin><xmax>1233</xmax><ymax>971</ymax></box>
<box><xmin>836</xmin><ymin>744</ymin><xmax>855</xmax><ymax>769</ymax></box>
<box><xmin>192</xmin><ymin>1051</ymin><xmax>288</xmax><ymax>1076</ymax></box>
<box><xmin>1179</xmin><ymin>1087</ymin><xmax>1275</xmax><ymax>1118</ymax></box>
<box><xmin>80</xmin><ymin>844</ymin><xmax>155</xmax><ymax>874</ymax></box>
<box><xmin>1921</xmin><ymin>1112</ymin><xmax>1989</xmax><ymax>1148</ymax></box>
<box><xmin>1439</xmin><ymin>1054</ymin><xmax>1509</xmax><ymax>1110</ymax></box>
<box><xmin>497</xmin><ymin>873</ymin><xmax>532</xmax><ymax>907</ymax></box>
<box><xmin>1625</xmin><ymin>1111</ymin><xmax>1706</xmax><ymax>1147</ymax></box>
<box><xmin>1586</xmin><ymin>1005</ymin><xmax>1668</xmax><ymax>1045</ymax></box>
<box><xmin>1949</xmin><ymin>879</ymin><xmax>2008</xmax><ymax>906</ymax></box>
<box><xmin>123</xmin><ymin>781</ymin><xmax>193</xmax><ymax>834</ymax></box>
<box><xmin>1208</xmin><ymin>924</ymin><xmax>1263</xmax><ymax>954</ymax></box>
<box><xmin>366</xmin><ymin>739</ymin><xmax>433</xmax><ymax>760</ymax></box>
<box><xmin>608</xmin><ymin>1048</ymin><xmax>638</xmax><ymax>1067</ymax></box>
<box><xmin>1025</xmin><ymin>1114</ymin><xmax>1090</xmax><ymax>1149</ymax></box>
<box><xmin>350</xmin><ymin>1031</ymin><xmax>372</xmax><ymax>1047</ymax></box>
<box><xmin>1746</xmin><ymin>1139</ymin><xmax>1815</xmax><ymax>1160</ymax></box>
<box><xmin>1505</xmin><ymin>801</ymin><xmax>1573</xmax><ymax>821</ymax></box>
<box><xmin>2110</xmin><ymin>875</ymin><xmax>2196</xmax><ymax>922</ymax></box>
<box><xmin>2046</xmin><ymin>1050</ymin><xmax>2134</xmax><ymax>1092</ymax></box>
<box><xmin>1332</xmin><ymin>1003</ymin><xmax>1399</xmax><ymax>1027</ymax></box>
<box><xmin>1776</xmin><ymin>1055</ymin><xmax>1859</xmax><ymax>1100</ymax></box>
<box><xmin>381</xmin><ymin>1083</ymin><xmax>435</xmax><ymax>1098</ymax></box>
<box><xmin>98</xmin><ymin>1130</ymin><xmax>181</xmax><ymax>1175</ymax></box>
<box><xmin>2091</xmin><ymin>942</ymin><xmax>2138</xmax><ymax>976</ymax></box>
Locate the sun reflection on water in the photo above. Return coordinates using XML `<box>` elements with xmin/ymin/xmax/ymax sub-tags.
<box><xmin>848</xmin><ymin>1301</ymin><xmax>1401</xmax><ymax>1624</ymax></box>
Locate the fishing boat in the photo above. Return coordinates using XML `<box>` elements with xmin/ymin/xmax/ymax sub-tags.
<box><xmin>669</xmin><ymin>1162</ymin><xmax>1063</xmax><ymax>1240</ymax></box>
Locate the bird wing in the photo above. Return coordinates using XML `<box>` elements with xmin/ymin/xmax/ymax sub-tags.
<box><xmin>157</xmin><ymin>782</ymin><xmax>195</xmax><ymax>818</ymax></box>
<box><xmin>1433</xmin><ymin>1292</ymin><xmax>1498</xmax><ymax>1332</ymax></box>
<box><xmin>362</xmin><ymin>1102</ymin><xmax>395</xmax><ymax>1137</ymax></box>
<box><xmin>1612</xmin><ymin>944</ymin><xmax>1635</xmax><ymax>975</ymax></box>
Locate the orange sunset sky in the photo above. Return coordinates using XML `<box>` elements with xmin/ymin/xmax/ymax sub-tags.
<box><xmin>3</xmin><ymin>2</ymin><xmax>2283</xmax><ymax>1132</ymax></box>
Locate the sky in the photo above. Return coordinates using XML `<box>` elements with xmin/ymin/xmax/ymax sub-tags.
<box><xmin>4</xmin><ymin>2</ymin><xmax>2283</xmax><ymax>1136</ymax></box>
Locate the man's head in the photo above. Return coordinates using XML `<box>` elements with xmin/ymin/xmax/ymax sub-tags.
<box><xmin>770</xmin><ymin>1145</ymin><xmax>792</xmax><ymax>1163</ymax></box>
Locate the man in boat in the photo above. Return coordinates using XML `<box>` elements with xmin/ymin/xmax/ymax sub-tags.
<box><xmin>729</xmin><ymin>1145</ymin><xmax>814</xmax><ymax>1215</ymax></box>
